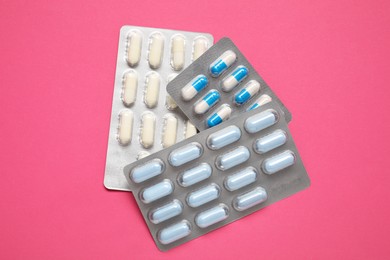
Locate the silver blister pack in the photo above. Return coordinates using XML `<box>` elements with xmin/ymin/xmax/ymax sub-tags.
<box><xmin>105</xmin><ymin>26</ymin><xmax>214</xmax><ymax>191</ymax></box>
<box><xmin>123</xmin><ymin>103</ymin><xmax>310</xmax><ymax>251</ymax></box>
<box><xmin>167</xmin><ymin>37</ymin><xmax>292</xmax><ymax>131</ymax></box>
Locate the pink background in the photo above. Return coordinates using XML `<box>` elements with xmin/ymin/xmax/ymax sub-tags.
<box><xmin>1</xmin><ymin>0</ymin><xmax>389</xmax><ymax>259</ymax></box>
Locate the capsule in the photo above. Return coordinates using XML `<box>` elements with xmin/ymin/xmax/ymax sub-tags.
<box><xmin>181</xmin><ymin>75</ymin><xmax>208</xmax><ymax>101</ymax></box>
<box><xmin>206</xmin><ymin>125</ymin><xmax>241</xmax><ymax>150</ymax></box>
<box><xmin>192</xmin><ymin>36</ymin><xmax>209</xmax><ymax>60</ymax></box>
<box><xmin>187</xmin><ymin>184</ymin><xmax>220</xmax><ymax>208</ymax></box>
<box><xmin>122</xmin><ymin>70</ymin><xmax>138</xmax><ymax>106</ymax></box>
<box><xmin>126</xmin><ymin>30</ymin><xmax>142</xmax><ymax>67</ymax></box>
<box><xmin>158</xmin><ymin>220</ymin><xmax>191</xmax><ymax>245</ymax></box>
<box><xmin>233</xmin><ymin>187</ymin><xmax>268</xmax><ymax>211</ymax></box>
<box><xmin>140</xmin><ymin>112</ymin><xmax>155</xmax><ymax>148</ymax></box>
<box><xmin>194</xmin><ymin>90</ymin><xmax>220</xmax><ymax>114</ymax></box>
<box><xmin>171</xmin><ymin>34</ymin><xmax>185</xmax><ymax>71</ymax></box>
<box><xmin>244</xmin><ymin>109</ymin><xmax>278</xmax><ymax>134</ymax></box>
<box><xmin>148</xmin><ymin>32</ymin><xmax>164</xmax><ymax>69</ymax></box>
<box><xmin>178</xmin><ymin>163</ymin><xmax>212</xmax><ymax>187</ymax></box>
<box><xmin>185</xmin><ymin>121</ymin><xmax>197</xmax><ymax>138</ymax></box>
<box><xmin>215</xmin><ymin>146</ymin><xmax>250</xmax><ymax>171</ymax></box>
<box><xmin>137</xmin><ymin>151</ymin><xmax>150</xmax><ymax>160</ymax></box>
<box><xmin>225</xmin><ymin>167</ymin><xmax>257</xmax><ymax>191</ymax></box>
<box><xmin>262</xmin><ymin>150</ymin><xmax>295</xmax><ymax>174</ymax></box>
<box><xmin>162</xmin><ymin>114</ymin><xmax>178</xmax><ymax>148</ymax></box>
<box><xmin>130</xmin><ymin>159</ymin><xmax>164</xmax><ymax>183</ymax></box>
<box><xmin>254</xmin><ymin>129</ymin><xmax>287</xmax><ymax>154</ymax></box>
<box><xmin>166</xmin><ymin>74</ymin><xmax>178</xmax><ymax>110</ymax></box>
<box><xmin>195</xmin><ymin>204</ymin><xmax>229</xmax><ymax>228</ymax></box>
<box><xmin>149</xmin><ymin>200</ymin><xmax>183</xmax><ymax>224</ymax></box>
<box><xmin>206</xmin><ymin>104</ymin><xmax>232</xmax><ymax>128</ymax></box>
<box><xmin>209</xmin><ymin>50</ymin><xmax>237</xmax><ymax>77</ymax></box>
<box><xmin>222</xmin><ymin>66</ymin><xmax>248</xmax><ymax>92</ymax></box>
<box><xmin>168</xmin><ymin>142</ymin><xmax>203</xmax><ymax>167</ymax></box>
<box><xmin>144</xmin><ymin>72</ymin><xmax>160</xmax><ymax>108</ymax></box>
<box><xmin>118</xmin><ymin>110</ymin><xmax>133</xmax><ymax>145</ymax></box>
<box><xmin>234</xmin><ymin>80</ymin><xmax>261</xmax><ymax>105</ymax></box>
<box><xmin>247</xmin><ymin>94</ymin><xmax>272</xmax><ymax>111</ymax></box>
<box><xmin>140</xmin><ymin>179</ymin><xmax>174</xmax><ymax>204</ymax></box>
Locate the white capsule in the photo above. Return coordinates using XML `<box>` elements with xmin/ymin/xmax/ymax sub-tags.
<box><xmin>126</xmin><ymin>30</ymin><xmax>142</xmax><ymax>67</ymax></box>
<box><xmin>148</xmin><ymin>32</ymin><xmax>164</xmax><ymax>69</ymax></box>
<box><xmin>206</xmin><ymin>125</ymin><xmax>241</xmax><ymax>150</ymax></box>
<box><xmin>118</xmin><ymin>110</ymin><xmax>133</xmax><ymax>145</ymax></box>
<box><xmin>144</xmin><ymin>72</ymin><xmax>160</xmax><ymax>108</ymax></box>
<box><xmin>187</xmin><ymin>184</ymin><xmax>220</xmax><ymax>208</ymax></box>
<box><xmin>178</xmin><ymin>163</ymin><xmax>212</xmax><ymax>187</ymax></box>
<box><xmin>209</xmin><ymin>50</ymin><xmax>237</xmax><ymax>77</ymax></box>
<box><xmin>137</xmin><ymin>151</ymin><xmax>150</xmax><ymax>160</ymax></box>
<box><xmin>244</xmin><ymin>109</ymin><xmax>279</xmax><ymax>134</ymax></box>
<box><xmin>168</xmin><ymin>142</ymin><xmax>203</xmax><ymax>167</ymax></box>
<box><xmin>233</xmin><ymin>187</ymin><xmax>268</xmax><ymax>211</ymax></box>
<box><xmin>140</xmin><ymin>112</ymin><xmax>155</xmax><ymax>148</ymax></box>
<box><xmin>206</xmin><ymin>104</ymin><xmax>232</xmax><ymax>128</ymax></box>
<box><xmin>130</xmin><ymin>159</ymin><xmax>165</xmax><ymax>183</ymax></box>
<box><xmin>254</xmin><ymin>129</ymin><xmax>287</xmax><ymax>154</ymax></box>
<box><xmin>247</xmin><ymin>94</ymin><xmax>272</xmax><ymax>111</ymax></box>
<box><xmin>171</xmin><ymin>34</ymin><xmax>185</xmax><ymax>71</ymax></box>
<box><xmin>140</xmin><ymin>179</ymin><xmax>173</xmax><ymax>204</ymax></box>
<box><xmin>225</xmin><ymin>167</ymin><xmax>257</xmax><ymax>191</ymax></box>
<box><xmin>162</xmin><ymin>114</ymin><xmax>178</xmax><ymax>148</ymax></box>
<box><xmin>185</xmin><ymin>121</ymin><xmax>197</xmax><ymax>138</ymax></box>
<box><xmin>215</xmin><ymin>146</ymin><xmax>250</xmax><ymax>171</ymax></box>
<box><xmin>262</xmin><ymin>150</ymin><xmax>295</xmax><ymax>174</ymax></box>
<box><xmin>149</xmin><ymin>200</ymin><xmax>183</xmax><ymax>224</ymax></box>
<box><xmin>122</xmin><ymin>71</ymin><xmax>138</xmax><ymax>106</ymax></box>
<box><xmin>158</xmin><ymin>220</ymin><xmax>191</xmax><ymax>245</ymax></box>
<box><xmin>192</xmin><ymin>36</ymin><xmax>209</xmax><ymax>60</ymax></box>
<box><xmin>195</xmin><ymin>204</ymin><xmax>229</xmax><ymax>228</ymax></box>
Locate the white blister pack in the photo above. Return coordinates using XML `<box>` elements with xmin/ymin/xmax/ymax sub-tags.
<box><xmin>105</xmin><ymin>26</ymin><xmax>214</xmax><ymax>191</ymax></box>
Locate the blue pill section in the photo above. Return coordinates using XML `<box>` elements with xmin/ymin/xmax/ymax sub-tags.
<box><xmin>168</xmin><ymin>142</ymin><xmax>203</xmax><ymax>167</ymax></box>
<box><xmin>244</xmin><ymin>109</ymin><xmax>278</xmax><ymax>134</ymax></box>
<box><xmin>195</xmin><ymin>204</ymin><xmax>229</xmax><ymax>228</ymax></box>
<box><xmin>149</xmin><ymin>200</ymin><xmax>183</xmax><ymax>224</ymax></box>
<box><xmin>206</xmin><ymin>125</ymin><xmax>241</xmax><ymax>150</ymax></box>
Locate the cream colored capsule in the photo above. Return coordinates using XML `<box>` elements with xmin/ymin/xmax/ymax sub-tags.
<box><xmin>137</xmin><ymin>151</ymin><xmax>150</xmax><ymax>160</ymax></box>
<box><xmin>185</xmin><ymin>121</ymin><xmax>197</xmax><ymax>138</ymax></box>
<box><xmin>118</xmin><ymin>110</ymin><xmax>133</xmax><ymax>145</ymax></box>
<box><xmin>126</xmin><ymin>30</ymin><xmax>142</xmax><ymax>67</ymax></box>
<box><xmin>162</xmin><ymin>114</ymin><xmax>178</xmax><ymax>148</ymax></box>
<box><xmin>192</xmin><ymin>36</ymin><xmax>209</xmax><ymax>60</ymax></box>
<box><xmin>165</xmin><ymin>95</ymin><xmax>177</xmax><ymax>110</ymax></box>
<box><xmin>171</xmin><ymin>35</ymin><xmax>185</xmax><ymax>71</ymax></box>
<box><xmin>140</xmin><ymin>112</ymin><xmax>156</xmax><ymax>148</ymax></box>
<box><xmin>122</xmin><ymin>71</ymin><xmax>138</xmax><ymax>106</ymax></box>
<box><xmin>144</xmin><ymin>72</ymin><xmax>160</xmax><ymax>108</ymax></box>
<box><xmin>148</xmin><ymin>32</ymin><xmax>164</xmax><ymax>69</ymax></box>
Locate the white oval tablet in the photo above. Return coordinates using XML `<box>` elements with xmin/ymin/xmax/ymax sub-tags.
<box><xmin>171</xmin><ymin>34</ymin><xmax>185</xmax><ymax>71</ymax></box>
<box><xmin>148</xmin><ymin>32</ymin><xmax>164</xmax><ymax>69</ymax></box>
<box><xmin>162</xmin><ymin>114</ymin><xmax>178</xmax><ymax>148</ymax></box>
<box><xmin>192</xmin><ymin>36</ymin><xmax>209</xmax><ymax>60</ymax></box>
<box><xmin>144</xmin><ymin>72</ymin><xmax>160</xmax><ymax>108</ymax></box>
<box><xmin>118</xmin><ymin>110</ymin><xmax>133</xmax><ymax>145</ymax></box>
<box><xmin>140</xmin><ymin>112</ymin><xmax>155</xmax><ymax>148</ymax></box>
<box><xmin>122</xmin><ymin>70</ymin><xmax>138</xmax><ymax>106</ymax></box>
<box><xmin>126</xmin><ymin>30</ymin><xmax>142</xmax><ymax>67</ymax></box>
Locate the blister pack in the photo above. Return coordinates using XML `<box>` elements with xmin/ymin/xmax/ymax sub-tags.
<box><xmin>123</xmin><ymin>103</ymin><xmax>310</xmax><ymax>251</ymax></box>
<box><xmin>105</xmin><ymin>26</ymin><xmax>214</xmax><ymax>191</ymax></box>
<box><xmin>167</xmin><ymin>37</ymin><xmax>292</xmax><ymax>131</ymax></box>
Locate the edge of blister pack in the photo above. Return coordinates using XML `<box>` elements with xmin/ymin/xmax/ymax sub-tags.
<box><xmin>166</xmin><ymin>37</ymin><xmax>292</xmax><ymax>131</ymax></box>
<box><xmin>123</xmin><ymin>103</ymin><xmax>309</xmax><ymax>251</ymax></box>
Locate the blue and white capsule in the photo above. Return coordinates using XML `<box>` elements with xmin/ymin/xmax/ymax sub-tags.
<box><xmin>181</xmin><ymin>75</ymin><xmax>208</xmax><ymax>101</ymax></box>
<box><xmin>234</xmin><ymin>80</ymin><xmax>261</xmax><ymax>105</ymax></box>
<box><xmin>209</xmin><ymin>50</ymin><xmax>237</xmax><ymax>77</ymax></box>
<box><xmin>221</xmin><ymin>66</ymin><xmax>248</xmax><ymax>92</ymax></box>
<box><xmin>206</xmin><ymin>104</ymin><xmax>232</xmax><ymax>128</ymax></box>
<box><xmin>194</xmin><ymin>90</ymin><xmax>220</xmax><ymax>114</ymax></box>
<box><xmin>247</xmin><ymin>94</ymin><xmax>272</xmax><ymax>111</ymax></box>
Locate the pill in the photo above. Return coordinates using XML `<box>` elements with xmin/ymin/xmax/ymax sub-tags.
<box><xmin>130</xmin><ymin>159</ymin><xmax>165</xmax><ymax>183</ymax></box>
<box><xmin>187</xmin><ymin>184</ymin><xmax>220</xmax><ymax>208</ymax></box>
<box><xmin>194</xmin><ymin>90</ymin><xmax>220</xmax><ymax>114</ymax></box>
<box><xmin>178</xmin><ymin>163</ymin><xmax>212</xmax><ymax>187</ymax></box>
<box><xmin>185</xmin><ymin>121</ymin><xmax>197</xmax><ymax>138</ymax></box>
<box><xmin>181</xmin><ymin>75</ymin><xmax>208</xmax><ymax>101</ymax></box>
<box><xmin>162</xmin><ymin>114</ymin><xmax>178</xmax><ymax>148</ymax></box>
<box><xmin>195</xmin><ymin>204</ymin><xmax>229</xmax><ymax>228</ymax></box>
<box><xmin>234</xmin><ymin>80</ymin><xmax>261</xmax><ymax>105</ymax></box>
<box><xmin>118</xmin><ymin>110</ymin><xmax>133</xmax><ymax>145</ymax></box>
<box><xmin>168</xmin><ymin>142</ymin><xmax>203</xmax><ymax>167</ymax></box>
<box><xmin>222</xmin><ymin>66</ymin><xmax>248</xmax><ymax>92</ymax></box>
<box><xmin>244</xmin><ymin>109</ymin><xmax>278</xmax><ymax>134</ymax></box>
<box><xmin>262</xmin><ymin>150</ymin><xmax>295</xmax><ymax>174</ymax></box>
<box><xmin>233</xmin><ymin>187</ymin><xmax>268</xmax><ymax>211</ymax></box>
<box><xmin>140</xmin><ymin>112</ymin><xmax>155</xmax><ymax>148</ymax></box>
<box><xmin>254</xmin><ymin>129</ymin><xmax>287</xmax><ymax>154</ymax></box>
<box><xmin>148</xmin><ymin>32</ymin><xmax>164</xmax><ymax>69</ymax></box>
<box><xmin>171</xmin><ymin>34</ymin><xmax>185</xmax><ymax>71</ymax></box>
<box><xmin>158</xmin><ymin>220</ymin><xmax>191</xmax><ymax>245</ymax></box>
<box><xmin>215</xmin><ymin>146</ymin><xmax>250</xmax><ymax>171</ymax></box>
<box><xmin>165</xmin><ymin>95</ymin><xmax>177</xmax><ymax>110</ymax></box>
<box><xmin>192</xmin><ymin>36</ymin><xmax>209</xmax><ymax>60</ymax></box>
<box><xmin>122</xmin><ymin>70</ymin><xmax>138</xmax><ymax>106</ymax></box>
<box><xmin>206</xmin><ymin>125</ymin><xmax>241</xmax><ymax>150</ymax></box>
<box><xmin>209</xmin><ymin>50</ymin><xmax>237</xmax><ymax>77</ymax></box>
<box><xmin>206</xmin><ymin>104</ymin><xmax>232</xmax><ymax>128</ymax></box>
<box><xmin>140</xmin><ymin>179</ymin><xmax>174</xmax><ymax>204</ymax></box>
<box><xmin>247</xmin><ymin>94</ymin><xmax>272</xmax><ymax>111</ymax></box>
<box><xmin>126</xmin><ymin>30</ymin><xmax>142</xmax><ymax>67</ymax></box>
<box><xmin>144</xmin><ymin>72</ymin><xmax>160</xmax><ymax>108</ymax></box>
<box><xmin>149</xmin><ymin>200</ymin><xmax>183</xmax><ymax>224</ymax></box>
<box><xmin>137</xmin><ymin>151</ymin><xmax>150</xmax><ymax>160</ymax></box>
<box><xmin>225</xmin><ymin>167</ymin><xmax>257</xmax><ymax>191</ymax></box>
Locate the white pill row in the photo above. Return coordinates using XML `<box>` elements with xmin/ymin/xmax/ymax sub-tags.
<box><xmin>126</xmin><ymin>30</ymin><xmax>210</xmax><ymax>70</ymax></box>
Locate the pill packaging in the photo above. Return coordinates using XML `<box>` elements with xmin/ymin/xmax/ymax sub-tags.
<box><xmin>124</xmin><ymin>103</ymin><xmax>310</xmax><ymax>251</ymax></box>
<box><xmin>105</xmin><ymin>26</ymin><xmax>214</xmax><ymax>191</ymax></box>
<box><xmin>167</xmin><ymin>37</ymin><xmax>292</xmax><ymax>131</ymax></box>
